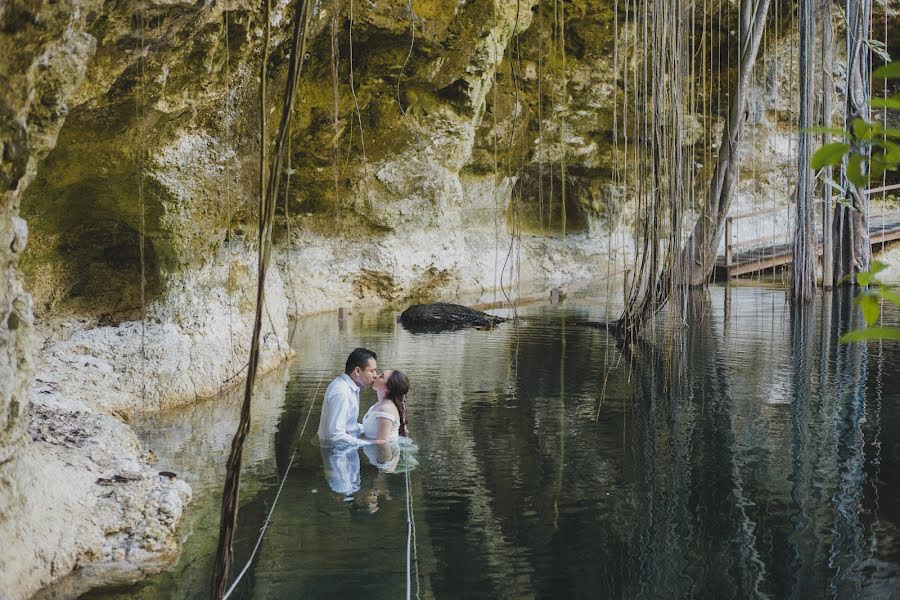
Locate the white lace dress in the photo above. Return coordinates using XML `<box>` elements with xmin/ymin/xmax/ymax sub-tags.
<box><xmin>362</xmin><ymin>403</ymin><xmax>400</xmax><ymax>442</ymax></box>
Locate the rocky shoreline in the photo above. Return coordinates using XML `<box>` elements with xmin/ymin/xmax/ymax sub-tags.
<box><xmin>2</xmin><ymin>392</ymin><xmax>191</xmax><ymax>600</ymax></box>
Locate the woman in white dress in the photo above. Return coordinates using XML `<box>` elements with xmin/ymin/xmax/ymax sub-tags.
<box><xmin>363</xmin><ymin>369</ymin><xmax>410</xmax><ymax>443</ymax></box>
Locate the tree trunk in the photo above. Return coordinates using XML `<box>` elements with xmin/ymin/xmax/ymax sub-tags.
<box><xmin>615</xmin><ymin>0</ymin><xmax>686</xmax><ymax>339</ymax></box>
<box><xmin>679</xmin><ymin>0</ymin><xmax>773</xmax><ymax>287</ymax></box>
<box><xmin>833</xmin><ymin>0</ymin><xmax>871</xmax><ymax>285</ymax></box>
<box><xmin>792</xmin><ymin>0</ymin><xmax>817</xmax><ymax>303</ymax></box>
<box><xmin>819</xmin><ymin>0</ymin><xmax>835</xmax><ymax>288</ymax></box>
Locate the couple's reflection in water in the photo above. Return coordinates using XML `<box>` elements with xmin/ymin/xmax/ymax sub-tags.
<box><xmin>319</xmin><ymin>441</ymin><xmax>417</xmax><ymax>513</ymax></box>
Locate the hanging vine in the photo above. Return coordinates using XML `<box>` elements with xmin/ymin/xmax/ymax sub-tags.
<box><xmin>676</xmin><ymin>0</ymin><xmax>772</xmax><ymax>288</ymax></box>
<box><xmin>210</xmin><ymin>0</ymin><xmax>313</xmax><ymax>595</ymax></box>
<box><xmin>832</xmin><ymin>0</ymin><xmax>872</xmax><ymax>284</ymax></box>
<box><xmin>614</xmin><ymin>0</ymin><xmax>689</xmax><ymax>341</ymax></box>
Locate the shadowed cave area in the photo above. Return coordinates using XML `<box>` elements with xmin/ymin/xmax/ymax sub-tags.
<box><xmin>511</xmin><ymin>164</ymin><xmax>597</xmax><ymax>235</ymax></box>
<box><xmin>20</xmin><ymin>134</ymin><xmax>165</xmax><ymax>322</ymax></box>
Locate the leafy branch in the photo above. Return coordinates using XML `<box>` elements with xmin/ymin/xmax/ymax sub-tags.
<box><xmin>808</xmin><ymin>61</ymin><xmax>900</xmax><ymax>187</ymax></box>
<box><xmin>840</xmin><ymin>261</ymin><xmax>900</xmax><ymax>342</ymax></box>
<box><xmin>809</xmin><ymin>60</ymin><xmax>900</xmax><ymax>343</ymax></box>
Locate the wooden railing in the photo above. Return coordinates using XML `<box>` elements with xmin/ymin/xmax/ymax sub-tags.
<box><xmin>722</xmin><ymin>183</ymin><xmax>900</xmax><ymax>276</ymax></box>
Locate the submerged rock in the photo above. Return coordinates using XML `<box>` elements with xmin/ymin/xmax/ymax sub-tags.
<box><xmin>399</xmin><ymin>302</ymin><xmax>506</xmax><ymax>333</ymax></box>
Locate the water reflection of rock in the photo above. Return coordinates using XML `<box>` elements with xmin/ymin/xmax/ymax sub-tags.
<box><xmin>84</xmin><ymin>364</ymin><xmax>291</xmax><ymax>600</ymax></box>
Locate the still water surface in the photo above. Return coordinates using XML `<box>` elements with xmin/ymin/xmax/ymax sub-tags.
<box><xmin>86</xmin><ymin>286</ymin><xmax>900</xmax><ymax>599</ymax></box>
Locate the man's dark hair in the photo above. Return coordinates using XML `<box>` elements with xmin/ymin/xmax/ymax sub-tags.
<box><xmin>345</xmin><ymin>347</ymin><xmax>377</xmax><ymax>374</ymax></box>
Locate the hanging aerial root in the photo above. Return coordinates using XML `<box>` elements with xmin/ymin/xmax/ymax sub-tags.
<box><xmin>210</xmin><ymin>0</ymin><xmax>313</xmax><ymax>597</ymax></box>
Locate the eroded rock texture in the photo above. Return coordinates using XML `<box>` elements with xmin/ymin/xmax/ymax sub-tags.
<box><xmin>1</xmin><ymin>0</ymin><xmax>93</xmax><ymax>583</ymax></box>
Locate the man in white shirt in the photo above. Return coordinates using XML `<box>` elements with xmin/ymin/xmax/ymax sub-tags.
<box><xmin>317</xmin><ymin>347</ymin><xmax>383</xmax><ymax>446</ymax></box>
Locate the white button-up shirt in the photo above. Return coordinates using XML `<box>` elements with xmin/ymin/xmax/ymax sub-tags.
<box><xmin>317</xmin><ymin>373</ymin><xmax>368</xmax><ymax>446</ymax></box>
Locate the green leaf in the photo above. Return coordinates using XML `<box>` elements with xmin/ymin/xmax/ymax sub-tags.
<box><xmin>882</xmin><ymin>127</ymin><xmax>900</xmax><ymax>140</ymax></box>
<box><xmin>846</xmin><ymin>153</ymin><xmax>867</xmax><ymax>187</ymax></box>
<box><xmin>870</xmin><ymin>155</ymin><xmax>886</xmax><ymax>180</ymax></box>
<box><xmin>859</xmin><ymin>294</ymin><xmax>880</xmax><ymax>325</ymax></box>
<box><xmin>840</xmin><ymin>327</ymin><xmax>900</xmax><ymax>343</ymax></box>
<box><xmin>871</xmin><ymin>260</ymin><xmax>888</xmax><ymax>275</ymax></box>
<box><xmin>885</xmin><ymin>147</ymin><xmax>900</xmax><ymax>166</ymax></box>
<box><xmin>853</xmin><ymin>118</ymin><xmax>873</xmax><ymax>140</ymax></box>
<box><xmin>811</xmin><ymin>143</ymin><xmax>851</xmax><ymax>169</ymax></box>
<box><xmin>871</xmin><ymin>96</ymin><xmax>900</xmax><ymax>110</ymax></box>
<box><xmin>873</xmin><ymin>62</ymin><xmax>900</xmax><ymax>79</ymax></box>
<box><xmin>856</xmin><ymin>272</ymin><xmax>874</xmax><ymax>287</ymax></box>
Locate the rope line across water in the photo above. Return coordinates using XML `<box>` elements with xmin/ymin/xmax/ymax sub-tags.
<box><xmin>404</xmin><ymin>447</ymin><xmax>415</xmax><ymax>600</ymax></box>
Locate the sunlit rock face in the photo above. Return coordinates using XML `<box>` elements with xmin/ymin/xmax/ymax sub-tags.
<box><xmin>13</xmin><ymin>0</ymin><xmax>830</xmax><ymax>331</ymax></box>
<box><xmin>16</xmin><ymin>0</ymin><xmax>292</xmax><ymax>411</ymax></box>
<box><xmin>272</xmin><ymin>0</ymin><xmax>672</xmax><ymax>313</ymax></box>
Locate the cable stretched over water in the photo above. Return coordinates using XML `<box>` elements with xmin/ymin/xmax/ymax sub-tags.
<box><xmin>403</xmin><ymin>444</ymin><xmax>420</xmax><ymax>600</ymax></box>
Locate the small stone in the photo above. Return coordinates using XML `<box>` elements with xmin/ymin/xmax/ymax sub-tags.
<box><xmin>115</xmin><ymin>457</ymin><xmax>144</xmax><ymax>481</ymax></box>
<box><xmin>10</xmin><ymin>216</ymin><xmax>28</xmax><ymax>253</ymax></box>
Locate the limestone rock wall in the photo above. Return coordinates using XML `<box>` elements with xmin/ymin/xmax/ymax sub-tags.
<box><xmin>1</xmin><ymin>0</ymin><xmax>99</xmax><ymax>572</ymax></box>
<box><xmin>17</xmin><ymin>0</ymin><xmax>293</xmax><ymax>414</ymax></box>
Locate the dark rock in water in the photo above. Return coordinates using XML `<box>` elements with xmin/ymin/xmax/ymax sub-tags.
<box><xmin>399</xmin><ymin>302</ymin><xmax>506</xmax><ymax>333</ymax></box>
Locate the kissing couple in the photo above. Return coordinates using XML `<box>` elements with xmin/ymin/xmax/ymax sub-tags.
<box><xmin>316</xmin><ymin>347</ymin><xmax>411</xmax><ymax>447</ymax></box>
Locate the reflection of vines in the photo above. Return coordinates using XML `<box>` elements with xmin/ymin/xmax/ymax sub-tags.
<box><xmin>826</xmin><ymin>289</ymin><xmax>868</xmax><ymax>597</ymax></box>
<box><xmin>624</xmin><ymin>292</ymin><xmax>766</xmax><ymax>596</ymax></box>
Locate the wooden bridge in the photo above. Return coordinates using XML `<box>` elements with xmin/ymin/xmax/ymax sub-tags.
<box><xmin>716</xmin><ymin>184</ymin><xmax>900</xmax><ymax>279</ymax></box>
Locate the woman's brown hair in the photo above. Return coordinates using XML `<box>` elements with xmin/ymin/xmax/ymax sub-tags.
<box><xmin>385</xmin><ymin>370</ymin><xmax>410</xmax><ymax>437</ymax></box>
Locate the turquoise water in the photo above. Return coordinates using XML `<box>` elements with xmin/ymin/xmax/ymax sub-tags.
<box><xmin>85</xmin><ymin>285</ymin><xmax>900</xmax><ymax>599</ymax></box>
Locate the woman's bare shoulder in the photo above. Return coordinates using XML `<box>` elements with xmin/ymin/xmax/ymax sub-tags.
<box><xmin>379</xmin><ymin>400</ymin><xmax>401</xmax><ymax>417</ymax></box>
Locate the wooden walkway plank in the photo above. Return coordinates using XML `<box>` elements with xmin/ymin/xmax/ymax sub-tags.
<box><xmin>716</xmin><ymin>209</ymin><xmax>900</xmax><ymax>279</ymax></box>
